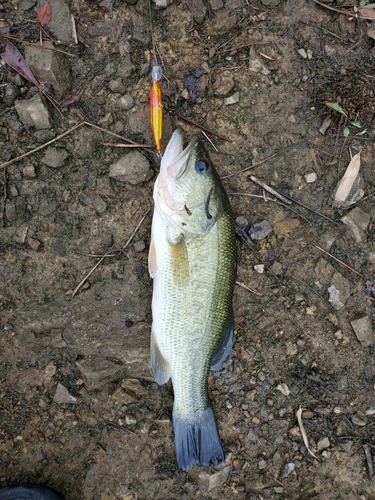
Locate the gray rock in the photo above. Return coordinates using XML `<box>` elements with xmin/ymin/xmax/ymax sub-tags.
<box><xmin>128</xmin><ymin>105</ymin><xmax>152</xmax><ymax>141</ymax></box>
<box><xmin>38</xmin><ymin>0</ymin><xmax>74</xmax><ymax>45</ymax></box>
<box><xmin>250</xmin><ymin>220</ymin><xmax>272</xmax><ymax>240</ymax></box>
<box><xmin>42</xmin><ymin>147</ymin><xmax>69</xmax><ymax>168</ymax></box>
<box><xmin>76</xmin><ymin>358</ymin><xmax>124</xmax><ymax>392</ymax></box>
<box><xmin>210</xmin><ymin>9</ymin><xmax>237</xmax><ymax>35</ymax></box>
<box><xmin>88</xmin><ymin>25</ymin><xmax>112</xmax><ymax>37</ymax></box>
<box><xmin>39</xmin><ymin>199</ymin><xmax>57</xmax><ymax>216</ymax></box>
<box><xmin>15</xmin><ymin>94</ymin><xmax>51</xmax><ymax>129</ymax></box>
<box><xmin>131</xmin><ymin>13</ymin><xmax>151</xmax><ymax>45</ymax></box>
<box><xmin>109</xmin><ymin>151</ymin><xmax>153</xmax><ymax>185</ymax></box>
<box><xmin>74</xmin><ymin>129</ymin><xmax>101</xmax><ymax>159</ymax></box>
<box><xmin>327</xmin><ymin>272</ymin><xmax>351</xmax><ymax>310</ymax></box>
<box><xmin>213</xmin><ymin>74</ymin><xmax>235</xmax><ymax>97</ymax></box>
<box><xmin>25</xmin><ymin>41</ymin><xmax>72</xmax><ymax>100</ymax></box>
<box><xmin>3</xmin><ymin>84</ymin><xmax>19</xmax><ymax>106</ymax></box>
<box><xmin>134</xmin><ymin>240</ymin><xmax>146</xmax><ymax>252</ymax></box>
<box><xmin>261</xmin><ymin>0</ymin><xmax>281</xmax><ymax>5</ymax></box>
<box><xmin>79</xmin><ymin>192</ymin><xmax>107</xmax><ymax>214</ymax></box>
<box><xmin>341</xmin><ymin>207</ymin><xmax>370</xmax><ymax>243</ymax></box>
<box><xmin>185</xmin><ymin>0</ymin><xmax>207</xmax><ymax>23</ymax></box>
<box><xmin>153</xmin><ymin>0</ymin><xmax>173</xmax><ymax>8</ymax></box>
<box><xmin>117</xmin><ymin>94</ymin><xmax>135</xmax><ymax>111</ymax></box>
<box><xmin>198</xmin><ymin>454</ymin><xmax>232</xmax><ymax>491</ymax></box>
<box><xmin>224</xmin><ymin>92</ymin><xmax>240</xmax><ymax>105</ymax></box>
<box><xmin>351</xmin><ymin>316</ymin><xmax>375</xmax><ymax>347</ymax></box>
<box><xmin>249</xmin><ymin>46</ymin><xmax>271</xmax><ymax>75</ymax></box>
<box><xmin>209</xmin><ymin>0</ymin><xmax>223</xmax><ymax>9</ymax></box>
<box><xmin>108</xmin><ymin>78</ymin><xmax>124</xmax><ymax>93</ymax></box>
<box><xmin>104</xmin><ymin>62</ymin><xmax>117</xmax><ymax>77</ymax></box>
<box><xmin>53</xmin><ymin>383</ymin><xmax>77</xmax><ymax>404</ymax></box>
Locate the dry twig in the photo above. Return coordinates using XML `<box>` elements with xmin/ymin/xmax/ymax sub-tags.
<box><xmin>221</xmin><ymin>153</ymin><xmax>277</xmax><ymax>179</ymax></box>
<box><xmin>315</xmin><ymin>245</ymin><xmax>364</xmax><ymax>278</ymax></box>
<box><xmin>175</xmin><ymin>114</ymin><xmax>233</xmax><ymax>143</ymax></box>
<box><xmin>235</xmin><ymin>280</ymin><xmax>262</xmax><ymax>297</ymax></box>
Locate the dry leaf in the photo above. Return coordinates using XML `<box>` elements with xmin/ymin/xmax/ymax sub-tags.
<box><xmin>0</xmin><ymin>42</ymin><xmax>39</xmax><ymax>87</ymax></box>
<box><xmin>36</xmin><ymin>2</ymin><xmax>52</xmax><ymax>27</ymax></box>
<box><xmin>358</xmin><ymin>7</ymin><xmax>375</xmax><ymax>19</ymax></box>
<box><xmin>344</xmin><ymin>15</ymin><xmax>356</xmax><ymax>34</ymax></box>
<box><xmin>296</xmin><ymin>406</ymin><xmax>318</xmax><ymax>460</ymax></box>
<box><xmin>332</xmin><ymin>152</ymin><xmax>361</xmax><ymax>209</ymax></box>
<box><xmin>276</xmin><ymin>383</ymin><xmax>291</xmax><ymax>396</ymax></box>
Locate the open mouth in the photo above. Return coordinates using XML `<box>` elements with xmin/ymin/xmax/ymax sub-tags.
<box><xmin>162</xmin><ymin>129</ymin><xmax>198</xmax><ymax>180</ymax></box>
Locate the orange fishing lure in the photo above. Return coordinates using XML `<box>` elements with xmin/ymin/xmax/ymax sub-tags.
<box><xmin>150</xmin><ymin>65</ymin><xmax>163</xmax><ymax>152</ymax></box>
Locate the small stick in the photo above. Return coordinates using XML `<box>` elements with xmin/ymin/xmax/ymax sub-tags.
<box><xmin>71</xmin><ymin>14</ymin><xmax>78</xmax><ymax>45</ymax></box>
<box><xmin>296</xmin><ymin>406</ymin><xmax>318</xmax><ymax>460</ymax></box>
<box><xmin>102</xmin><ymin>142</ymin><xmax>154</xmax><ymax>149</ymax></box>
<box><xmin>214</xmin><ymin>41</ymin><xmax>269</xmax><ymax>56</ymax></box>
<box><xmin>250</xmin><ymin>175</ymin><xmax>291</xmax><ymax>204</ymax></box>
<box><xmin>236</xmin><ymin>280</ymin><xmax>262</xmax><ymax>296</ymax></box>
<box><xmin>279</xmin><ymin>192</ymin><xmax>348</xmax><ymax>230</ymax></box>
<box><xmin>0</xmin><ymin>121</ymin><xmax>146</xmax><ymax>170</ymax></box>
<box><xmin>221</xmin><ymin>153</ymin><xmax>277</xmax><ymax>179</ymax></box>
<box><xmin>175</xmin><ymin>114</ymin><xmax>233</xmax><ymax>143</ymax></box>
<box><xmin>363</xmin><ymin>444</ymin><xmax>374</xmax><ymax>480</ymax></box>
<box><xmin>311</xmin><ymin>0</ymin><xmax>354</xmax><ymax>16</ymax></box>
<box><xmin>72</xmin><ymin>209</ymin><xmax>150</xmax><ymax>297</ymax></box>
<box><xmin>2</xmin><ymin>166</ymin><xmax>8</xmax><ymax>227</ymax></box>
<box><xmin>201</xmin><ymin>130</ymin><xmax>218</xmax><ymax>152</ymax></box>
<box><xmin>315</xmin><ymin>245</ymin><xmax>364</xmax><ymax>278</ymax></box>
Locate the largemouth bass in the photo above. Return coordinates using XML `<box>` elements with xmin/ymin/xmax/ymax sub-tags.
<box><xmin>148</xmin><ymin>128</ymin><xmax>236</xmax><ymax>470</ymax></box>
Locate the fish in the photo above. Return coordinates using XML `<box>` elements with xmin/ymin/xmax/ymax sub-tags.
<box><xmin>148</xmin><ymin>128</ymin><xmax>236</xmax><ymax>470</ymax></box>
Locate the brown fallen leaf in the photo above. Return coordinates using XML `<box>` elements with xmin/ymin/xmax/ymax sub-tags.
<box><xmin>332</xmin><ymin>152</ymin><xmax>361</xmax><ymax>209</ymax></box>
<box><xmin>358</xmin><ymin>7</ymin><xmax>375</xmax><ymax>20</ymax></box>
<box><xmin>36</xmin><ymin>2</ymin><xmax>52</xmax><ymax>27</ymax></box>
<box><xmin>344</xmin><ymin>14</ymin><xmax>356</xmax><ymax>34</ymax></box>
<box><xmin>0</xmin><ymin>42</ymin><xmax>39</xmax><ymax>87</ymax></box>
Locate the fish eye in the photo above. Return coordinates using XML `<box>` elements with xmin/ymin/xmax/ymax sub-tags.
<box><xmin>195</xmin><ymin>159</ymin><xmax>210</xmax><ymax>175</ymax></box>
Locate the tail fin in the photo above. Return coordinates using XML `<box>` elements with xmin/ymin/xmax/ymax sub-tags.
<box><xmin>173</xmin><ymin>406</ymin><xmax>224</xmax><ymax>470</ymax></box>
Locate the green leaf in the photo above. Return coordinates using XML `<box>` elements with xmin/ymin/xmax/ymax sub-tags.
<box><xmin>359</xmin><ymin>0</ymin><xmax>367</xmax><ymax>6</ymax></box>
<box><xmin>351</xmin><ymin>120</ymin><xmax>361</xmax><ymax>128</ymax></box>
<box><xmin>343</xmin><ymin>127</ymin><xmax>350</xmax><ymax>137</ymax></box>
<box><xmin>326</xmin><ymin>102</ymin><xmax>347</xmax><ymax>116</ymax></box>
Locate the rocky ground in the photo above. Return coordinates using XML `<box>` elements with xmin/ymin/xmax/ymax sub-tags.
<box><xmin>1</xmin><ymin>0</ymin><xmax>375</xmax><ymax>498</ymax></box>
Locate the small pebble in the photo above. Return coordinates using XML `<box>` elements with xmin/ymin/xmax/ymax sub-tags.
<box><xmin>304</xmin><ymin>172</ymin><xmax>317</xmax><ymax>183</ymax></box>
<box><xmin>297</xmin><ymin>48</ymin><xmax>307</xmax><ymax>59</ymax></box>
<box><xmin>125</xmin><ymin>414</ymin><xmax>137</xmax><ymax>425</ymax></box>
<box><xmin>317</xmin><ymin>437</ymin><xmax>330</xmax><ymax>451</ymax></box>
<box><xmin>254</xmin><ymin>264</ymin><xmax>264</xmax><ymax>274</ymax></box>
<box><xmin>27</xmin><ymin>237</ymin><xmax>41</xmax><ymax>251</ymax></box>
<box><xmin>23</xmin><ymin>165</ymin><xmax>36</xmax><ymax>177</ymax></box>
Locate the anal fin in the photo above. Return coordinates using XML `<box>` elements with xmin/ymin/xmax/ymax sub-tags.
<box><xmin>211</xmin><ymin>311</ymin><xmax>234</xmax><ymax>371</ymax></box>
<box><xmin>150</xmin><ymin>330</ymin><xmax>171</xmax><ymax>385</ymax></box>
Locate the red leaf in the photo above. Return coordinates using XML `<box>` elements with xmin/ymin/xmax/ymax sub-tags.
<box><xmin>358</xmin><ymin>7</ymin><xmax>375</xmax><ymax>19</ymax></box>
<box><xmin>0</xmin><ymin>42</ymin><xmax>40</xmax><ymax>87</ymax></box>
<box><xmin>344</xmin><ymin>15</ymin><xmax>356</xmax><ymax>34</ymax></box>
<box><xmin>36</xmin><ymin>2</ymin><xmax>52</xmax><ymax>27</ymax></box>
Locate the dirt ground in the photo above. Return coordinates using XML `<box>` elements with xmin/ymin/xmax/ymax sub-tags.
<box><xmin>1</xmin><ymin>0</ymin><xmax>375</xmax><ymax>498</ymax></box>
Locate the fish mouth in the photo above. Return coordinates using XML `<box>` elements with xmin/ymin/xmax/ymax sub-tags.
<box><xmin>162</xmin><ymin>129</ymin><xmax>198</xmax><ymax>180</ymax></box>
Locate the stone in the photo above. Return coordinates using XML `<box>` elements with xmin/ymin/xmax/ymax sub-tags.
<box><xmin>304</xmin><ymin>172</ymin><xmax>317</xmax><ymax>183</ymax></box>
<box><xmin>213</xmin><ymin>74</ymin><xmax>235</xmax><ymax>97</ymax></box>
<box><xmin>128</xmin><ymin>105</ymin><xmax>152</xmax><ymax>141</ymax></box>
<box><xmin>254</xmin><ymin>264</ymin><xmax>265</xmax><ymax>274</ymax></box>
<box><xmin>39</xmin><ymin>0</ymin><xmax>74</xmax><ymax>45</ymax></box>
<box><xmin>88</xmin><ymin>25</ymin><xmax>112</xmax><ymax>37</ymax></box>
<box><xmin>108</xmin><ymin>78</ymin><xmax>124</xmax><ymax>93</ymax></box>
<box><xmin>153</xmin><ymin>0</ymin><xmax>173</xmax><ymax>8</ymax></box>
<box><xmin>319</xmin><ymin>117</ymin><xmax>331</xmax><ymax>135</ymax></box>
<box><xmin>297</xmin><ymin>48</ymin><xmax>307</xmax><ymax>59</ymax></box>
<box><xmin>209</xmin><ymin>0</ymin><xmax>223</xmax><ymax>9</ymax></box>
<box><xmin>317</xmin><ymin>437</ymin><xmax>330</xmax><ymax>451</ymax></box>
<box><xmin>3</xmin><ymin>84</ymin><xmax>19</xmax><ymax>106</ymax></box>
<box><xmin>249</xmin><ymin>46</ymin><xmax>270</xmax><ymax>75</ymax></box>
<box><xmin>76</xmin><ymin>358</ymin><xmax>124</xmax><ymax>392</ymax></box>
<box><xmin>23</xmin><ymin>165</ymin><xmax>36</xmax><ymax>177</ymax></box>
<box><xmin>39</xmin><ymin>199</ymin><xmax>57</xmax><ymax>216</ymax></box>
<box><xmin>53</xmin><ymin>383</ymin><xmax>77</xmax><ymax>404</ymax></box>
<box><xmin>224</xmin><ymin>92</ymin><xmax>240</xmax><ymax>105</ymax></box>
<box><xmin>249</xmin><ymin>220</ymin><xmax>272</xmax><ymax>240</ymax></box>
<box><xmin>109</xmin><ymin>151</ymin><xmax>153</xmax><ymax>185</ymax></box>
<box><xmin>341</xmin><ymin>207</ymin><xmax>369</xmax><ymax>243</ymax></box>
<box><xmin>15</xmin><ymin>94</ymin><xmax>51</xmax><ymax>129</ymax></box>
<box><xmin>25</xmin><ymin>41</ymin><xmax>72</xmax><ymax>100</ymax></box>
<box><xmin>327</xmin><ymin>272</ymin><xmax>351</xmax><ymax>310</ymax></box>
<box><xmin>79</xmin><ymin>192</ymin><xmax>107</xmax><ymax>214</ymax></box>
<box><xmin>351</xmin><ymin>316</ymin><xmax>375</xmax><ymax>347</ymax></box>
<box><xmin>42</xmin><ymin>147</ymin><xmax>69</xmax><ymax>168</ymax></box>
<box><xmin>134</xmin><ymin>240</ymin><xmax>146</xmax><ymax>252</ymax></box>
<box><xmin>28</xmin><ymin>238</ymin><xmax>41</xmax><ymax>251</ymax></box>
<box><xmin>209</xmin><ymin>9</ymin><xmax>238</xmax><ymax>36</ymax></box>
<box><xmin>117</xmin><ymin>94</ymin><xmax>135</xmax><ymax>111</ymax></box>
<box><xmin>198</xmin><ymin>454</ymin><xmax>232</xmax><ymax>491</ymax></box>
<box><xmin>261</xmin><ymin>0</ymin><xmax>281</xmax><ymax>4</ymax></box>
<box><xmin>185</xmin><ymin>0</ymin><xmax>207</xmax><ymax>23</ymax></box>
<box><xmin>125</xmin><ymin>414</ymin><xmax>137</xmax><ymax>425</ymax></box>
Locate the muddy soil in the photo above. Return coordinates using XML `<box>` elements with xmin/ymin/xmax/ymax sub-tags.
<box><xmin>1</xmin><ymin>0</ymin><xmax>375</xmax><ymax>498</ymax></box>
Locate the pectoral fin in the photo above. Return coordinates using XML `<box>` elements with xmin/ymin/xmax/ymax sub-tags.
<box><xmin>211</xmin><ymin>311</ymin><xmax>234</xmax><ymax>371</ymax></box>
<box><xmin>148</xmin><ymin>237</ymin><xmax>157</xmax><ymax>278</ymax></box>
<box><xmin>150</xmin><ymin>330</ymin><xmax>171</xmax><ymax>385</ymax></box>
<box><xmin>169</xmin><ymin>238</ymin><xmax>189</xmax><ymax>285</ymax></box>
